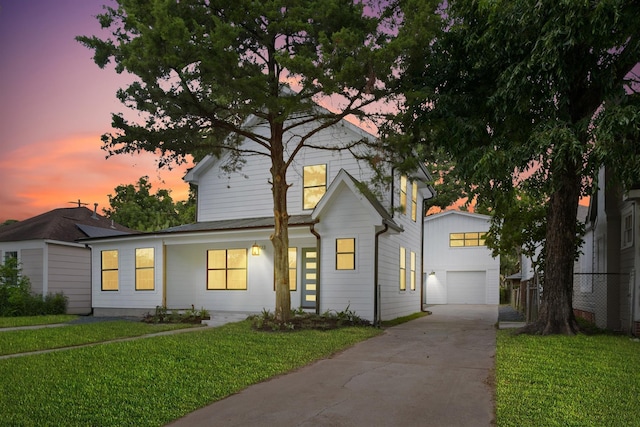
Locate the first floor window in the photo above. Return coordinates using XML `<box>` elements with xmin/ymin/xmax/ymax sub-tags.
<box><xmin>276</xmin><ymin>248</ymin><xmax>298</xmax><ymax>291</ymax></box>
<box><xmin>101</xmin><ymin>250</ymin><xmax>119</xmax><ymax>291</ymax></box>
<box><xmin>135</xmin><ymin>248</ymin><xmax>155</xmax><ymax>291</ymax></box>
<box><xmin>207</xmin><ymin>249</ymin><xmax>247</xmax><ymax>290</ymax></box>
<box><xmin>410</xmin><ymin>251</ymin><xmax>416</xmax><ymax>291</ymax></box>
<box><xmin>336</xmin><ymin>238</ymin><xmax>356</xmax><ymax>270</ymax></box>
<box><xmin>399</xmin><ymin>246</ymin><xmax>406</xmax><ymax>291</ymax></box>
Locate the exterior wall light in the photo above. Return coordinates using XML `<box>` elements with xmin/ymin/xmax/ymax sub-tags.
<box><xmin>429</xmin><ymin>271</ymin><xmax>436</xmax><ymax>276</ymax></box>
<box><xmin>251</xmin><ymin>242</ymin><xmax>261</xmax><ymax>256</ymax></box>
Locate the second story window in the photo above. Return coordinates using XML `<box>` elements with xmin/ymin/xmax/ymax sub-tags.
<box><xmin>449</xmin><ymin>232</ymin><xmax>487</xmax><ymax>247</ymax></box>
<box><xmin>400</xmin><ymin>175</ymin><xmax>407</xmax><ymax>214</ymax></box>
<box><xmin>411</xmin><ymin>182</ymin><xmax>418</xmax><ymax>221</ymax></box>
<box><xmin>303</xmin><ymin>164</ymin><xmax>327</xmax><ymax>209</ymax></box>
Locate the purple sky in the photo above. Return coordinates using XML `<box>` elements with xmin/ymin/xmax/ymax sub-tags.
<box><xmin>0</xmin><ymin>0</ymin><xmax>191</xmax><ymax>222</ymax></box>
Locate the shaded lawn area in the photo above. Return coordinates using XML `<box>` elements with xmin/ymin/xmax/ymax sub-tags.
<box><xmin>0</xmin><ymin>321</ymin><xmax>198</xmax><ymax>356</ymax></box>
<box><xmin>0</xmin><ymin>315</ymin><xmax>77</xmax><ymax>328</ymax></box>
<box><xmin>0</xmin><ymin>320</ymin><xmax>381</xmax><ymax>427</ymax></box>
<box><xmin>496</xmin><ymin>330</ymin><xmax>640</xmax><ymax>427</ymax></box>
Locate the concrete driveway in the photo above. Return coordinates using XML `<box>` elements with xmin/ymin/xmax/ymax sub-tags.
<box><xmin>167</xmin><ymin>304</ymin><xmax>498</xmax><ymax>427</ymax></box>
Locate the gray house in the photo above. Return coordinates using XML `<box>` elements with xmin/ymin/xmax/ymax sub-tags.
<box><xmin>0</xmin><ymin>206</ymin><xmax>132</xmax><ymax>314</ymax></box>
<box><xmin>574</xmin><ymin>167</ymin><xmax>640</xmax><ymax>335</ymax></box>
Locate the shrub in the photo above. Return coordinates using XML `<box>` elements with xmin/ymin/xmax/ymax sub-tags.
<box><xmin>0</xmin><ymin>257</ymin><xmax>67</xmax><ymax>316</ymax></box>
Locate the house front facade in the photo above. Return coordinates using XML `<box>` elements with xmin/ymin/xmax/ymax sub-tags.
<box><xmin>86</xmin><ymin>116</ymin><xmax>433</xmax><ymax>323</ymax></box>
<box><xmin>423</xmin><ymin>211</ymin><xmax>500</xmax><ymax>305</ymax></box>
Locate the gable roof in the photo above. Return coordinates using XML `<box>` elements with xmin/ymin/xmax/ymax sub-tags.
<box><xmin>0</xmin><ymin>207</ymin><xmax>134</xmax><ymax>243</ymax></box>
<box><xmin>424</xmin><ymin>210</ymin><xmax>491</xmax><ymax>223</ymax></box>
<box><xmin>312</xmin><ymin>169</ymin><xmax>402</xmax><ymax>232</ymax></box>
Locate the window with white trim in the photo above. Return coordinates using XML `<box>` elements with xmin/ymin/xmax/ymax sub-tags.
<box><xmin>621</xmin><ymin>207</ymin><xmax>634</xmax><ymax>249</ymax></box>
<box><xmin>207</xmin><ymin>249</ymin><xmax>248</xmax><ymax>290</ymax></box>
<box><xmin>135</xmin><ymin>248</ymin><xmax>155</xmax><ymax>291</ymax></box>
<box><xmin>399</xmin><ymin>246</ymin><xmax>406</xmax><ymax>291</ymax></box>
<box><xmin>101</xmin><ymin>250</ymin><xmax>119</xmax><ymax>291</ymax></box>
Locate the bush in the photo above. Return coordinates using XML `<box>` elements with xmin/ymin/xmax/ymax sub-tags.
<box><xmin>0</xmin><ymin>257</ymin><xmax>67</xmax><ymax>316</ymax></box>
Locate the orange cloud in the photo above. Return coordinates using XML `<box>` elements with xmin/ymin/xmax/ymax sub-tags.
<box><xmin>0</xmin><ymin>134</ymin><xmax>192</xmax><ymax>222</ymax></box>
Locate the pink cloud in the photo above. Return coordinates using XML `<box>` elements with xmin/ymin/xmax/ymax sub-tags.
<box><xmin>0</xmin><ymin>134</ymin><xmax>192</xmax><ymax>222</ymax></box>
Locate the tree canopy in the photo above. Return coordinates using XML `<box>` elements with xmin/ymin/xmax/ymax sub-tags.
<box><xmin>104</xmin><ymin>176</ymin><xmax>195</xmax><ymax>231</ymax></box>
<box><xmin>393</xmin><ymin>0</ymin><xmax>640</xmax><ymax>334</ymax></box>
<box><xmin>78</xmin><ymin>0</ymin><xmax>401</xmax><ymax>321</ymax></box>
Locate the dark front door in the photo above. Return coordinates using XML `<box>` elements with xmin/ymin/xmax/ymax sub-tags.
<box><xmin>301</xmin><ymin>248</ymin><xmax>318</xmax><ymax>309</ymax></box>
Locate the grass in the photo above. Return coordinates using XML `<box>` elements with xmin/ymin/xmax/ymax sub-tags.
<box><xmin>496</xmin><ymin>329</ymin><xmax>640</xmax><ymax>427</ymax></box>
<box><xmin>0</xmin><ymin>320</ymin><xmax>381</xmax><ymax>426</ymax></box>
<box><xmin>0</xmin><ymin>321</ymin><xmax>197</xmax><ymax>356</ymax></box>
<box><xmin>0</xmin><ymin>314</ymin><xmax>77</xmax><ymax>328</ymax></box>
<box><xmin>381</xmin><ymin>311</ymin><xmax>429</xmax><ymax>327</ymax></box>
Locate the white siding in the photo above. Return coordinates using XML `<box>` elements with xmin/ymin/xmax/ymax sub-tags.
<box><xmin>424</xmin><ymin>211</ymin><xmax>499</xmax><ymax>304</ymax></box>
<box><xmin>48</xmin><ymin>245</ymin><xmax>92</xmax><ymax>314</ymax></box>
<box><xmin>315</xmin><ymin>184</ymin><xmax>377</xmax><ymax>320</ymax></box>
<box><xmin>91</xmin><ymin>239</ymin><xmax>164</xmax><ymax>312</ymax></box>
<box><xmin>195</xmin><ymin>121</ymin><xmax>383</xmax><ymax>222</ymax></box>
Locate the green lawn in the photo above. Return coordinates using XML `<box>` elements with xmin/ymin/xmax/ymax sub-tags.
<box><xmin>0</xmin><ymin>314</ymin><xmax>77</xmax><ymax>328</ymax></box>
<box><xmin>0</xmin><ymin>320</ymin><xmax>381</xmax><ymax>426</ymax></box>
<box><xmin>0</xmin><ymin>321</ymin><xmax>197</xmax><ymax>356</ymax></box>
<box><xmin>496</xmin><ymin>330</ymin><xmax>640</xmax><ymax>427</ymax></box>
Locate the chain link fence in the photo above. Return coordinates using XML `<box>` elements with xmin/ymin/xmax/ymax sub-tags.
<box><xmin>510</xmin><ymin>272</ymin><xmax>631</xmax><ymax>332</ymax></box>
<box><xmin>573</xmin><ymin>272</ymin><xmax>630</xmax><ymax>330</ymax></box>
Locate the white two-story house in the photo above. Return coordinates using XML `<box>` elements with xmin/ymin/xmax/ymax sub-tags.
<box><xmin>85</xmin><ymin>114</ymin><xmax>434</xmax><ymax>324</ymax></box>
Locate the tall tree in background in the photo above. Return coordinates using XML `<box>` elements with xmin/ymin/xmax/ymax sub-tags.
<box><xmin>393</xmin><ymin>0</ymin><xmax>640</xmax><ymax>334</ymax></box>
<box><xmin>104</xmin><ymin>176</ymin><xmax>196</xmax><ymax>231</ymax></box>
<box><xmin>78</xmin><ymin>0</ymin><xmax>400</xmax><ymax>321</ymax></box>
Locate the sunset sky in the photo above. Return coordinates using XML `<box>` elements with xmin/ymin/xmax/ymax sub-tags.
<box><xmin>0</xmin><ymin>0</ymin><xmax>191</xmax><ymax>222</ymax></box>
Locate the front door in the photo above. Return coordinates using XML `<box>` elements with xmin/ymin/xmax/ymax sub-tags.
<box><xmin>301</xmin><ymin>248</ymin><xmax>318</xmax><ymax>309</ymax></box>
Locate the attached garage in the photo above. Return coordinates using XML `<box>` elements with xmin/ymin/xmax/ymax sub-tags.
<box><xmin>424</xmin><ymin>211</ymin><xmax>500</xmax><ymax>305</ymax></box>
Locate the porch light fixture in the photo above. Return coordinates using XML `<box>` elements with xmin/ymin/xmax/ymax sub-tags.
<box><xmin>251</xmin><ymin>242</ymin><xmax>261</xmax><ymax>256</ymax></box>
<box><xmin>429</xmin><ymin>271</ymin><xmax>436</xmax><ymax>276</ymax></box>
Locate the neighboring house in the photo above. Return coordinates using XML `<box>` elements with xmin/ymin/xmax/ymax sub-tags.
<box><xmin>0</xmin><ymin>206</ymin><xmax>133</xmax><ymax>314</ymax></box>
<box><xmin>84</xmin><ymin>115</ymin><xmax>434</xmax><ymax>324</ymax></box>
<box><xmin>423</xmin><ymin>211</ymin><xmax>499</xmax><ymax>305</ymax></box>
<box><xmin>574</xmin><ymin>167</ymin><xmax>640</xmax><ymax>335</ymax></box>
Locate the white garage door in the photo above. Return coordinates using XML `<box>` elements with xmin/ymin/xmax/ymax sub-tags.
<box><xmin>447</xmin><ymin>271</ymin><xmax>486</xmax><ymax>304</ymax></box>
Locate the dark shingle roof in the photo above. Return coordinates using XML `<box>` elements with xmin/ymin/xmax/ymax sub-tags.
<box><xmin>0</xmin><ymin>207</ymin><xmax>135</xmax><ymax>243</ymax></box>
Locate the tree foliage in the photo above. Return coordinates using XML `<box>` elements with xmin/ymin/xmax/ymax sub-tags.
<box><xmin>393</xmin><ymin>0</ymin><xmax>640</xmax><ymax>334</ymax></box>
<box><xmin>104</xmin><ymin>176</ymin><xmax>195</xmax><ymax>231</ymax></box>
<box><xmin>78</xmin><ymin>0</ymin><xmax>400</xmax><ymax>321</ymax></box>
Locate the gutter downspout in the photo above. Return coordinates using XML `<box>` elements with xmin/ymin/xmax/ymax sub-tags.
<box><xmin>310</xmin><ymin>223</ymin><xmax>321</xmax><ymax>315</ymax></box>
<box><xmin>374</xmin><ymin>222</ymin><xmax>390</xmax><ymax>327</ymax></box>
<box><xmin>162</xmin><ymin>241</ymin><xmax>167</xmax><ymax>308</ymax></box>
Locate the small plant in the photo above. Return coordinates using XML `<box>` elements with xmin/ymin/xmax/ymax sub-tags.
<box><xmin>250</xmin><ymin>305</ymin><xmax>371</xmax><ymax>332</ymax></box>
<box><xmin>142</xmin><ymin>305</ymin><xmax>209</xmax><ymax>324</ymax></box>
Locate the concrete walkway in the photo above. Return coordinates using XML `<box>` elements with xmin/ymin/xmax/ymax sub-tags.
<box><xmin>167</xmin><ymin>305</ymin><xmax>498</xmax><ymax>427</ymax></box>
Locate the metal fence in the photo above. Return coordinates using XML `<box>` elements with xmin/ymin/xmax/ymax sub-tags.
<box><xmin>573</xmin><ymin>272</ymin><xmax>630</xmax><ymax>330</ymax></box>
<box><xmin>509</xmin><ymin>272</ymin><xmax>630</xmax><ymax>331</ymax></box>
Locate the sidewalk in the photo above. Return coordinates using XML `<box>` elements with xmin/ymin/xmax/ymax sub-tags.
<box><xmin>167</xmin><ymin>305</ymin><xmax>498</xmax><ymax>427</ymax></box>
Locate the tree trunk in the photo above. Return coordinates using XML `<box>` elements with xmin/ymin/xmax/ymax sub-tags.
<box><xmin>520</xmin><ymin>153</ymin><xmax>580</xmax><ymax>335</ymax></box>
<box><xmin>270</xmin><ymin>124</ymin><xmax>291</xmax><ymax>322</ymax></box>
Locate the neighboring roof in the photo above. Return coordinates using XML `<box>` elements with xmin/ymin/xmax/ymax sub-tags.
<box><xmin>0</xmin><ymin>207</ymin><xmax>134</xmax><ymax>243</ymax></box>
<box><xmin>312</xmin><ymin>169</ymin><xmax>402</xmax><ymax>232</ymax></box>
<box><xmin>424</xmin><ymin>210</ymin><xmax>491</xmax><ymax>222</ymax></box>
<box><xmin>505</xmin><ymin>272</ymin><xmax>522</xmax><ymax>280</ymax></box>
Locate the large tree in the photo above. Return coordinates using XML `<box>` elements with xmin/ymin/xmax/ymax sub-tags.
<box><xmin>78</xmin><ymin>0</ymin><xmax>399</xmax><ymax>321</ymax></box>
<box><xmin>393</xmin><ymin>0</ymin><xmax>640</xmax><ymax>334</ymax></box>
